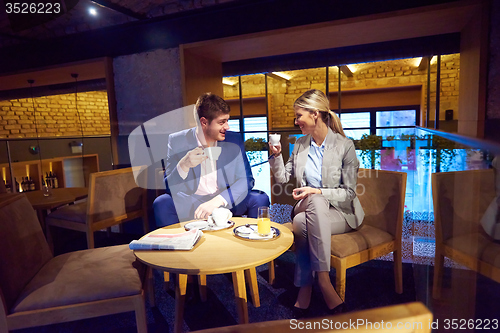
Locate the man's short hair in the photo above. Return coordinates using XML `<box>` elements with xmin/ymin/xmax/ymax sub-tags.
<box><xmin>195</xmin><ymin>93</ymin><xmax>230</xmax><ymax>123</ymax></box>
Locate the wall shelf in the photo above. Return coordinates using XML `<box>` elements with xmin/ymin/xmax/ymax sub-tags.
<box><xmin>1</xmin><ymin>154</ymin><xmax>99</xmax><ymax>192</ymax></box>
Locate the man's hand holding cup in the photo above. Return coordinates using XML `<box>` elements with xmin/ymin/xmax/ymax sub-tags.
<box><xmin>179</xmin><ymin>147</ymin><xmax>207</xmax><ymax>173</ymax></box>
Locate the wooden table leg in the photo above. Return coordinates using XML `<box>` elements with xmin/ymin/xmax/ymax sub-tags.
<box><xmin>36</xmin><ymin>209</ymin><xmax>46</xmax><ymax>229</ymax></box>
<box><xmin>174</xmin><ymin>274</ymin><xmax>188</xmax><ymax>333</ymax></box>
<box><xmin>198</xmin><ymin>274</ymin><xmax>207</xmax><ymax>302</ymax></box>
<box><xmin>268</xmin><ymin>260</ymin><xmax>275</xmax><ymax>285</ymax></box>
<box><xmin>146</xmin><ymin>267</ymin><xmax>156</xmax><ymax>307</ymax></box>
<box><xmin>163</xmin><ymin>271</ymin><xmax>170</xmax><ymax>290</ymax></box>
<box><xmin>232</xmin><ymin>270</ymin><xmax>248</xmax><ymax>324</ymax></box>
<box><xmin>244</xmin><ymin>268</ymin><xmax>260</xmax><ymax>307</ymax></box>
<box><xmin>44</xmin><ymin>219</ymin><xmax>54</xmax><ymax>254</ymax></box>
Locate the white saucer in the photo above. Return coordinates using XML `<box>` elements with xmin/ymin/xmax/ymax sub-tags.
<box><xmin>233</xmin><ymin>224</ymin><xmax>280</xmax><ymax>241</ymax></box>
<box><xmin>184</xmin><ymin>220</ymin><xmax>235</xmax><ymax>232</ymax></box>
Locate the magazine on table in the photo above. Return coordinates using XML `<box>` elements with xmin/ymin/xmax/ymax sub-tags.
<box><xmin>129</xmin><ymin>228</ymin><xmax>203</xmax><ymax>250</ymax></box>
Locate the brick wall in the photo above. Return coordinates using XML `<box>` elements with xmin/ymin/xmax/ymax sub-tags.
<box><xmin>223</xmin><ymin>54</ymin><xmax>460</xmax><ymax>129</ymax></box>
<box><xmin>0</xmin><ymin>91</ymin><xmax>110</xmax><ymax>138</ymax></box>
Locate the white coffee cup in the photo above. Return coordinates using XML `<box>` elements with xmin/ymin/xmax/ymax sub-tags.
<box><xmin>204</xmin><ymin>146</ymin><xmax>222</xmax><ymax>161</ymax></box>
<box><xmin>210</xmin><ymin>207</ymin><xmax>233</xmax><ymax>227</ymax></box>
<box><xmin>269</xmin><ymin>133</ymin><xmax>281</xmax><ymax>146</ymax></box>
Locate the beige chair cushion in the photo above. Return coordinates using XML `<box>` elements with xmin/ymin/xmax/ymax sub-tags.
<box><xmin>47</xmin><ymin>201</ymin><xmax>87</xmax><ymax>223</ymax></box>
<box><xmin>283</xmin><ymin>222</ymin><xmax>394</xmax><ymax>258</ymax></box>
<box><xmin>91</xmin><ymin>172</ymin><xmax>143</xmax><ymax>222</ymax></box>
<box><xmin>482</xmin><ymin>242</ymin><xmax>500</xmax><ymax>268</ymax></box>
<box><xmin>331</xmin><ymin>225</ymin><xmax>394</xmax><ymax>258</ymax></box>
<box><xmin>0</xmin><ymin>194</ymin><xmax>53</xmax><ymax>311</ymax></box>
<box><xmin>12</xmin><ymin>244</ymin><xmax>144</xmax><ymax>312</ymax></box>
<box><xmin>445</xmin><ymin>233</ymin><xmax>491</xmax><ymax>258</ymax></box>
<box><xmin>445</xmin><ymin>233</ymin><xmax>500</xmax><ymax>269</ymax></box>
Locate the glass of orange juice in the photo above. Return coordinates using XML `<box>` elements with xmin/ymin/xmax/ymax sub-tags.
<box><xmin>257</xmin><ymin>206</ymin><xmax>271</xmax><ymax>237</ymax></box>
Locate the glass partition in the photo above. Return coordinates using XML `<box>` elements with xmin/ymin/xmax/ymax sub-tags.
<box><xmin>0</xmin><ymin>136</ymin><xmax>113</xmax><ymax>193</ymax></box>
<box><xmin>416</xmin><ymin>128</ymin><xmax>499</xmax><ymax>325</ymax></box>
<box><xmin>228</xmin><ymin>123</ymin><xmax>500</xmax><ymax>323</ymax></box>
<box><xmin>223</xmin><ymin>52</ymin><xmax>499</xmax><ymax>323</ymax></box>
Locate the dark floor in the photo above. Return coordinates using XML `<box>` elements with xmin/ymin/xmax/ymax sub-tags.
<box><xmin>12</xmin><ymin>227</ymin><xmax>500</xmax><ymax>333</ymax></box>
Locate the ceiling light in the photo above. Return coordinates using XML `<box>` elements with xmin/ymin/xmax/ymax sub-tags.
<box><xmin>222</xmin><ymin>78</ymin><xmax>238</xmax><ymax>86</ymax></box>
<box><xmin>271</xmin><ymin>72</ymin><xmax>292</xmax><ymax>80</ymax></box>
<box><xmin>346</xmin><ymin>65</ymin><xmax>356</xmax><ymax>74</ymax></box>
<box><xmin>89</xmin><ymin>8</ymin><xmax>97</xmax><ymax>16</ymax></box>
<box><xmin>339</xmin><ymin>65</ymin><xmax>353</xmax><ymax>77</ymax></box>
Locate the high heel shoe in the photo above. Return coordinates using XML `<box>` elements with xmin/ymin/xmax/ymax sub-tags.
<box><xmin>292</xmin><ymin>306</ymin><xmax>310</xmax><ymax>319</ymax></box>
<box><xmin>327</xmin><ymin>303</ymin><xmax>345</xmax><ymax>315</ymax></box>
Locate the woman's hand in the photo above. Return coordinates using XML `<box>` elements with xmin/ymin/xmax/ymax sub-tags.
<box><xmin>269</xmin><ymin>142</ymin><xmax>281</xmax><ymax>157</ymax></box>
<box><xmin>292</xmin><ymin>186</ymin><xmax>321</xmax><ymax>201</ymax></box>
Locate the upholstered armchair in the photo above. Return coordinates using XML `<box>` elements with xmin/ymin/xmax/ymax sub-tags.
<box><xmin>0</xmin><ymin>193</ymin><xmax>148</xmax><ymax>332</ymax></box>
<box><xmin>329</xmin><ymin>169</ymin><xmax>407</xmax><ymax>301</ymax></box>
<box><xmin>432</xmin><ymin>169</ymin><xmax>500</xmax><ymax>298</ymax></box>
<box><xmin>277</xmin><ymin>169</ymin><xmax>406</xmax><ymax>301</ymax></box>
<box><xmin>0</xmin><ymin>179</ymin><xmax>6</xmax><ymax>193</ymax></box>
<box><xmin>45</xmin><ymin>167</ymin><xmax>148</xmax><ymax>249</ymax></box>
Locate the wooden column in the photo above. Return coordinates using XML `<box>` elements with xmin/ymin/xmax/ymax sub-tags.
<box><xmin>180</xmin><ymin>47</ymin><xmax>223</xmax><ymax>106</ymax></box>
<box><xmin>457</xmin><ymin>1</ymin><xmax>490</xmax><ymax>138</ymax></box>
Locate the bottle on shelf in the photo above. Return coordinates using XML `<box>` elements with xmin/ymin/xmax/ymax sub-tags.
<box><xmin>5</xmin><ymin>180</ymin><xmax>11</xmax><ymax>193</ymax></box>
<box><xmin>52</xmin><ymin>172</ymin><xmax>59</xmax><ymax>189</ymax></box>
<box><xmin>21</xmin><ymin>177</ymin><xmax>26</xmax><ymax>192</ymax></box>
<box><xmin>49</xmin><ymin>171</ymin><xmax>55</xmax><ymax>188</ymax></box>
<box><xmin>15</xmin><ymin>178</ymin><xmax>19</xmax><ymax>193</ymax></box>
<box><xmin>25</xmin><ymin>177</ymin><xmax>30</xmax><ymax>192</ymax></box>
<box><xmin>29</xmin><ymin>177</ymin><xmax>36</xmax><ymax>191</ymax></box>
<box><xmin>45</xmin><ymin>172</ymin><xmax>51</xmax><ymax>188</ymax></box>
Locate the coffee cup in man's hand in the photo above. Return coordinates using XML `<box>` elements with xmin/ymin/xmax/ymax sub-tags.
<box><xmin>210</xmin><ymin>207</ymin><xmax>233</xmax><ymax>227</ymax></box>
<box><xmin>204</xmin><ymin>146</ymin><xmax>222</xmax><ymax>161</ymax></box>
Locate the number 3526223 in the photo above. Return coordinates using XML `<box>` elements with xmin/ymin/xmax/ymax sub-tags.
<box><xmin>5</xmin><ymin>2</ymin><xmax>61</xmax><ymax>14</ymax></box>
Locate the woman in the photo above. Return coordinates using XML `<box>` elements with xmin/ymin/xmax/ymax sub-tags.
<box><xmin>269</xmin><ymin>89</ymin><xmax>364</xmax><ymax>312</ymax></box>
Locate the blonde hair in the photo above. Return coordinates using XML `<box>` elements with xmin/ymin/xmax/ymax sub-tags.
<box><xmin>293</xmin><ymin>89</ymin><xmax>345</xmax><ymax>137</ymax></box>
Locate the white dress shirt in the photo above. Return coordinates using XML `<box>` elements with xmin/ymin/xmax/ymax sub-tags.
<box><xmin>176</xmin><ymin>134</ymin><xmax>227</xmax><ymax>205</ymax></box>
<box><xmin>304</xmin><ymin>138</ymin><xmax>325</xmax><ymax>188</ymax></box>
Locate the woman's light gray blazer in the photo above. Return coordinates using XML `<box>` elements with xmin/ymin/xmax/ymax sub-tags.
<box><xmin>269</xmin><ymin>128</ymin><xmax>364</xmax><ymax>229</ymax></box>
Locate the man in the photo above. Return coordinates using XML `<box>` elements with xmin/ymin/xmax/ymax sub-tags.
<box><xmin>153</xmin><ymin>93</ymin><xmax>269</xmax><ymax>226</ymax></box>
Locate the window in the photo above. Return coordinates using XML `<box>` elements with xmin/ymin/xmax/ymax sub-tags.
<box><xmin>340</xmin><ymin>106</ymin><xmax>419</xmax><ymax>138</ymax></box>
<box><xmin>339</xmin><ymin>112</ymin><xmax>370</xmax><ymax>140</ymax></box>
<box><xmin>228</xmin><ymin>116</ymin><xmax>270</xmax><ymax>199</ymax></box>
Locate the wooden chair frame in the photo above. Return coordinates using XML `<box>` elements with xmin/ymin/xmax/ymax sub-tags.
<box><xmin>46</xmin><ymin>167</ymin><xmax>149</xmax><ymax>249</ymax></box>
<box><xmin>270</xmin><ymin>169</ymin><xmax>406</xmax><ymax>301</ymax></box>
<box><xmin>1</xmin><ymin>291</ymin><xmax>147</xmax><ymax>332</ymax></box>
<box><xmin>192</xmin><ymin>302</ymin><xmax>432</xmax><ymax>333</ymax></box>
<box><xmin>331</xmin><ymin>169</ymin><xmax>407</xmax><ymax>301</ymax></box>
<box><xmin>432</xmin><ymin>170</ymin><xmax>500</xmax><ymax>299</ymax></box>
<box><xmin>0</xmin><ymin>193</ymin><xmax>149</xmax><ymax>333</ymax></box>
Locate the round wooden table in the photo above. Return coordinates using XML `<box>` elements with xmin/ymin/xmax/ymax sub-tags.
<box><xmin>133</xmin><ymin>217</ymin><xmax>294</xmax><ymax>333</ymax></box>
<box><xmin>24</xmin><ymin>187</ymin><xmax>88</xmax><ymax>227</ymax></box>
